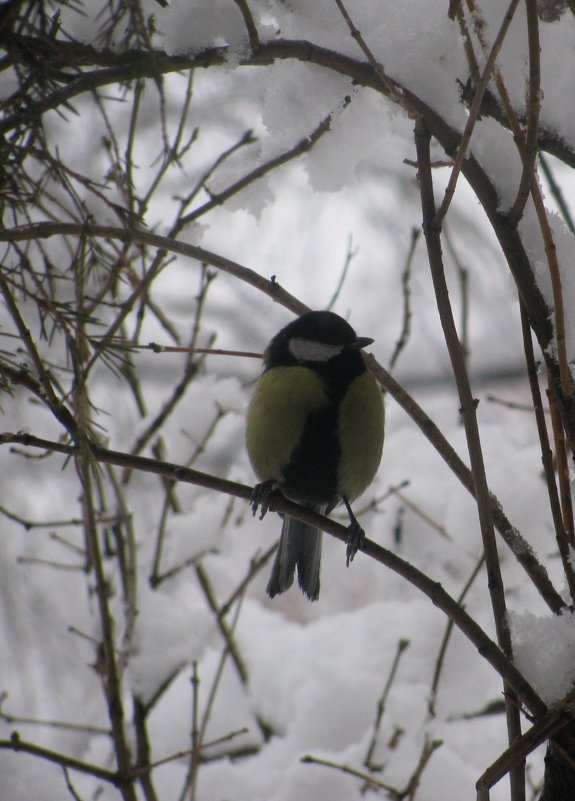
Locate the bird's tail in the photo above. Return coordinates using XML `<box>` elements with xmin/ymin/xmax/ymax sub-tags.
<box><xmin>266</xmin><ymin>515</ymin><xmax>322</xmax><ymax>601</ymax></box>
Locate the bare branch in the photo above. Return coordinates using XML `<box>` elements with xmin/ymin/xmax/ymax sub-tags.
<box><xmin>435</xmin><ymin>0</ymin><xmax>522</xmax><ymax>225</ymax></box>
<box><xmin>520</xmin><ymin>301</ymin><xmax>575</xmax><ymax>601</ymax></box>
<box><xmin>506</xmin><ymin>0</ymin><xmax>541</xmax><ymax>226</ymax></box>
<box><xmin>414</xmin><ymin>115</ymin><xmax>524</xmax><ymax>794</ymax></box>
<box><xmin>0</xmin><ymin>430</ymin><xmax>548</xmax><ymax>718</ymax></box>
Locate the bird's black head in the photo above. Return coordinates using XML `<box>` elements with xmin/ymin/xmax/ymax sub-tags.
<box><xmin>264</xmin><ymin>311</ymin><xmax>374</xmax><ymax>398</ymax></box>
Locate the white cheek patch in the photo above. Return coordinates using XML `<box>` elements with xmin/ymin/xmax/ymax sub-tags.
<box><xmin>289</xmin><ymin>337</ymin><xmax>344</xmax><ymax>362</ymax></box>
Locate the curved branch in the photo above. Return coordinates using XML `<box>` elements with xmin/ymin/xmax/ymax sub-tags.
<box><xmin>1</xmin><ymin>37</ymin><xmax>565</xmax><ymax>410</ymax></box>
<box><xmin>0</xmin><ymin>221</ymin><xmax>307</xmax><ymax>315</ymax></box>
<box><xmin>0</xmin><ymin>734</ymin><xmax>123</xmax><ymax>785</ymax></box>
<box><xmin>0</xmin><ymin>221</ymin><xmax>565</xmax><ymax>614</ymax></box>
<box><xmin>3</xmin><ymin>33</ymin><xmax>575</xmax><ymax>168</ymax></box>
<box><xmin>4</xmin><ymin>36</ymin><xmax>560</xmax><ymax>388</ymax></box>
<box><xmin>0</xmin><ymin>429</ymin><xmax>548</xmax><ymax>720</ymax></box>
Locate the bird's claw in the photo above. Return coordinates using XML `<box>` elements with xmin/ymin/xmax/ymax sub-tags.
<box><xmin>342</xmin><ymin>495</ymin><xmax>365</xmax><ymax>566</ymax></box>
<box><xmin>251</xmin><ymin>480</ymin><xmax>276</xmax><ymax>520</ymax></box>
<box><xmin>345</xmin><ymin>520</ymin><xmax>365</xmax><ymax>567</ymax></box>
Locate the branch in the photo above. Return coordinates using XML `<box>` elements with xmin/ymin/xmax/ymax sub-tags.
<box><xmin>436</xmin><ymin>0</ymin><xmax>521</xmax><ymax>224</ymax></box>
<box><xmin>414</xmin><ymin>117</ymin><xmax>511</xmax><ymax>656</ymax></box>
<box><xmin>0</xmin><ymin>734</ymin><xmax>122</xmax><ymax>785</ymax></box>
<box><xmin>415</xmin><ymin>116</ymin><xmax>524</xmax><ymax>794</ymax></box>
<box><xmin>506</xmin><ymin>0</ymin><xmax>541</xmax><ymax>226</ymax></box>
<box><xmin>0</xmin><ymin>225</ymin><xmax>564</xmax><ymax>614</ymax></box>
<box><xmin>75</xmin><ymin>450</ymin><xmax>137</xmax><ymax>801</ymax></box>
<box><xmin>520</xmin><ymin>301</ymin><xmax>575</xmax><ymax>602</ymax></box>
<box><xmin>476</xmin><ymin>695</ymin><xmax>575</xmax><ymax>795</ymax></box>
<box><xmin>231</xmin><ymin>0</ymin><xmax>260</xmax><ymax>50</ymax></box>
<box><xmin>0</xmin><ymin>430</ymin><xmax>548</xmax><ymax>719</ymax></box>
<box><xmin>2</xmin><ymin>36</ymin><xmax>559</xmax><ymax>364</ymax></box>
<box><xmin>0</xmin><ymin>221</ymin><xmax>307</xmax><ymax>317</ymax></box>
<box><xmin>463</xmin><ymin>3</ymin><xmax>573</xmax><ymax>409</ymax></box>
<box><xmin>3</xmin><ymin>34</ymin><xmax>575</xmax><ymax>168</ymax></box>
<box><xmin>179</xmin><ymin>106</ymin><xmax>344</xmax><ymax>228</ymax></box>
<box><xmin>5</xmin><ymin>35</ymin><xmax>571</xmax><ymax>426</ymax></box>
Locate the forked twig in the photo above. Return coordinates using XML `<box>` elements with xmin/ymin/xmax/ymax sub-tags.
<box><xmin>435</xmin><ymin>0</ymin><xmax>522</xmax><ymax>225</ymax></box>
<box><xmin>364</xmin><ymin>638</ymin><xmax>410</xmax><ymax>771</ymax></box>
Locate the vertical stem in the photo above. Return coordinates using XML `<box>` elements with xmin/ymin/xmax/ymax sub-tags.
<box><xmin>364</xmin><ymin>639</ymin><xmax>410</xmax><ymax>771</ymax></box>
<box><xmin>506</xmin><ymin>0</ymin><xmax>540</xmax><ymax>226</ymax></box>
<box><xmin>520</xmin><ymin>302</ymin><xmax>575</xmax><ymax>601</ymax></box>
<box><xmin>414</xmin><ymin>117</ymin><xmax>524</xmax><ymax>800</ymax></box>
<box><xmin>189</xmin><ymin>661</ymin><xmax>201</xmax><ymax>801</ymax></box>
<box><xmin>547</xmin><ymin>382</ymin><xmax>575</xmax><ymax>549</ymax></box>
<box><xmin>133</xmin><ymin>697</ymin><xmax>159</xmax><ymax>801</ymax></box>
<box><xmin>77</xmin><ymin>454</ymin><xmax>136</xmax><ymax>801</ymax></box>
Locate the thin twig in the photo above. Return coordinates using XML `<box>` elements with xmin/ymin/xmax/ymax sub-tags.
<box><xmin>506</xmin><ymin>0</ymin><xmax>541</xmax><ymax>226</ymax></box>
<box><xmin>76</xmin><ymin>450</ymin><xmax>137</xmax><ymax>801</ymax></box>
<box><xmin>0</xmin><ymin>221</ymin><xmax>308</xmax><ymax>318</ymax></box>
<box><xmin>416</xmin><ymin>118</ymin><xmax>511</xmax><ymax>655</ymax></box>
<box><xmin>485</xmin><ymin>395</ymin><xmax>538</xmax><ymax>413</ymax></box>
<box><xmin>547</xmin><ymin>381</ymin><xmax>575</xmax><ymax>550</ymax></box>
<box><xmin>520</xmin><ymin>301</ymin><xmax>575</xmax><ymax>601</ymax></box>
<box><xmin>388</xmin><ymin>486</ymin><xmax>452</xmax><ymax>540</ymax></box>
<box><xmin>123</xmin><ymin>295</ymin><xmax>216</xmax><ymax>479</ymax></box>
<box><xmin>389</xmin><ymin>228</ymin><xmax>419</xmax><ymax>371</ymax></box>
<box><xmin>179</xmin><ymin>107</ymin><xmax>347</xmax><ymax>229</ymax></box>
<box><xmin>453</xmin><ymin>1</ymin><xmax>481</xmax><ymax>84</ymax></box>
<box><xmin>327</xmin><ymin>233</ymin><xmax>358</xmax><ymax>310</ymax></box>
<box><xmin>364</xmin><ymin>638</ymin><xmax>410</xmax><ymax>771</ymax></box>
<box><xmin>128</xmin><ymin>343</ymin><xmax>261</xmax><ymax>359</ymax></box>
<box><xmin>195</xmin><ymin>564</ymin><xmax>249</xmax><ymax>686</ymax></box>
<box><xmin>443</xmin><ymin>224</ymin><xmax>470</xmax><ymax>365</ymax></box>
<box><xmin>231</xmin><ymin>0</ymin><xmax>260</xmax><ymax>50</ymax></box>
<box><xmin>435</xmin><ymin>0</ymin><xmax>522</xmax><ymax>225</ymax></box>
<box><xmin>539</xmin><ymin>152</ymin><xmax>575</xmax><ymax>234</ymax></box>
<box><xmin>302</xmin><ymin>753</ymin><xmax>403</xmax><ymax>796</ymax></box>
<box><xmin>0</xmin><ymin>734</ymin><xmax>121</xmax><ymax>785</ymax></box>
<box><xmin>476</xmin><ymin>689</ymin><xmax>575</xmax><ymax>795</ymax></box>
<box><xmin>428</xmin><ymin>554</ymin><xmax>485</xmax><ymax>717</ymax></box>
<box><xmin>219</xmin><ymin>543</ymin><xmax>278</xmax><ymax>616</ymax></box>
<box><xmin>132</xmin><ymin>698</ymin><xmax>159</xmax><ymax>801</ymax></box>
<box><xmin>333</xmin><ymin>0</ymin><xmax>407</xmax><ymax>108</ymax></box>
<box><xmin>186</xmin><ymin>661</ymin><xmax>201</xmax><ymax>801</ymax></box>
<box><xmin>403</xmin><ymin>736</ymin><xmax>443</xmax><ymax>800</ymax></box>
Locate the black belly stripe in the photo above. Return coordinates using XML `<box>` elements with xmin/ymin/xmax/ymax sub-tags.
<box><xmin>281</xmin><ymin>404</ymin><xmax>340</xmax><ymax>508</ymax></box>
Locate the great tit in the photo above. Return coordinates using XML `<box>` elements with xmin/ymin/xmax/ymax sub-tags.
<box><xmin>246</xmin><ymin>310</ymin><xmax>384</xmax><ymax>601</ymax></box>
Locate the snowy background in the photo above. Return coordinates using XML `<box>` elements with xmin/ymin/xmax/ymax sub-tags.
<box><xmin>2</xmin><ymin>1</ymin><xmax>575</xmax><ymax>799</ymax></box>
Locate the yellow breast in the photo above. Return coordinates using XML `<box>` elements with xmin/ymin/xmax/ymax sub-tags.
<box><xmin>246</xmin><ymin>366</ymin><xmax>330</xmax><ymax>483</ymax></box>
<box><xmin>337</xmin><ymin>371</ymin><xmax>385</xmax><ymax>502</ymax></box>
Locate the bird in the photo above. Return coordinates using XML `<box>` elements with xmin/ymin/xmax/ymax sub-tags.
<box><xmin>246</xmin><ymin>310</ymin><xmax>385</xmax><ymax>601</ymax></box>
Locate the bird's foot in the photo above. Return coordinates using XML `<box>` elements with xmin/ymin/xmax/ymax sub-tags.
<box><xmin>342</xmin><ymin>495</ymin><xmax>365</xmax><ymax>566</ymax></box>
<box><xmin>251</xmin><ymin>480</ymin><xmax>277</xmax><ymax>520</ymax></box>
<box><xmin>345</xmin><ymin>520</ymin><xmax>366</xmax><ymax>566</ymax></box>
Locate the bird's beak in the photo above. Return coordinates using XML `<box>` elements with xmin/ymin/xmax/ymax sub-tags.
<box><xmin>351</xmin><ymin>336</ymin><xmax>374</xmax><ymax>350</ymax></box>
